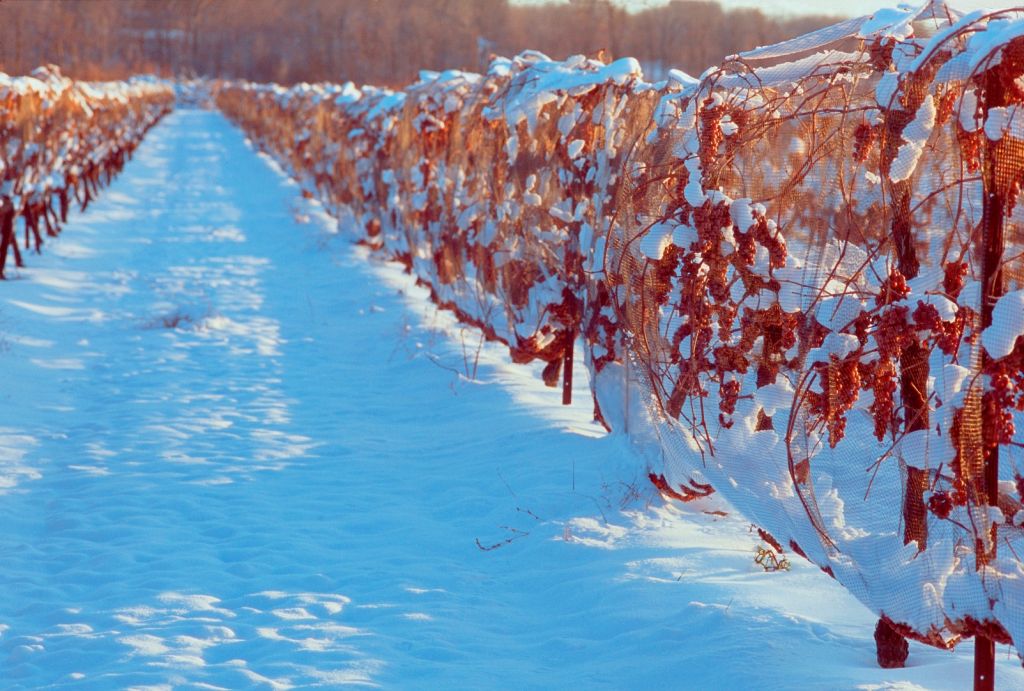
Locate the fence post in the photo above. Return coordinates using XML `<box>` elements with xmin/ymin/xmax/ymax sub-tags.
<box><xmin>894</xmin><ymin>186</ymin><xmax>931</xmax><ymax>548</ymax></box>
<box><xmin>0</xmin><ymin>195</ymin><xmax>18</xmax><ymax>278</ymax></box>
<box><xmin>870</xmin><ymin>106</ymin><xmax>928</xmax><ymax>669</ymax></box>
<box><xmin>974</xmin><ymin>66</ymin><xmax>1006</xmax><ymax>691</ymax></box>
<box><xmin>562</xmin><ymin>333</ymin><xmax>574</xmax><ymax>405</ymax></box>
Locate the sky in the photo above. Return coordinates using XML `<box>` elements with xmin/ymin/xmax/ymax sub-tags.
<box><xmin>711</xmin><ymin>0</ymin><xmax>999</xmax><ymax>16</ymax></box>
<box><xmin>514</xmin><ymin>1</ymin><xmax>1009</xmax><ymax>18</ymax></box>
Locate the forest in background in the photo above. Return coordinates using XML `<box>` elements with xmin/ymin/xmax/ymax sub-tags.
<box><xmin>0</xmin><ymin>0</ymin><xmax>840</xmax><ymax>86</ymax></box>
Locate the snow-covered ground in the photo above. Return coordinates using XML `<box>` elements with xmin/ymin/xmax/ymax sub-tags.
<box><xmin>0</xmin><ymin>109</ymin><xmax>1020</xmax><ymax>689</ymax></box>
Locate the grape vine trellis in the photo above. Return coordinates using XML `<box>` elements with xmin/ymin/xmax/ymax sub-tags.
<box><xmin>216</xmin><ymin>2</ymin><xmax>1024</xmax><ymax>676</ymax></box>
<box><xmin>0</xmin><ymin>67</ymin><xmax>173</xmax><ymax>277</ymax></box>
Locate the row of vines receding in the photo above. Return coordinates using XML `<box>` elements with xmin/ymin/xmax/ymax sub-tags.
<box><xmin>0</xmin><ymin>66</ymin><xmax>174</xmax><ymax>278</ymax></box>
<box><xmin>216</xmin><ymin>3</ymin><xmax>1024</xmax><ymax>662</ymax></box>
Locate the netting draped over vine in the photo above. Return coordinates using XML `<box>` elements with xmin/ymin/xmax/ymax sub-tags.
<box><xmin>218</xmin><ymin>2</ymin><xmax>1024</xmax><ymax>658</ymax></box>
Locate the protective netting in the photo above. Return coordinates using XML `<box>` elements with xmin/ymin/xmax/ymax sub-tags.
<box><xmin>0</xmin><ymin>66</ymin><xmax>174</xmax><ymax>277</ymax></box>
<box><xmin>217</xmin><ymin>2</ymin><xmax>1024</xmax><ymax>659</ymax></box>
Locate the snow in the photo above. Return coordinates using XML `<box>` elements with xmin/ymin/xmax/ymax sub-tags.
<box><xmin>890</xmin><ymin>95</ymin><xmax>936</xmax><ymax>183</ymax></box>
<box><xmin>1</xmin><ymin>109</ymin><xmax>1019</xmax><ymax>687</ymax></box>
<box><xmin>684</xmin><ymin>157</ymin><xmax>705</xmax><ymax>207</ymax></box>
<box><xmin>729</xmin><ymin>197</ymin><xmax>756</xmax><ymax>232</ymax></box>
<box><xmin>499</xmin><ymin>54</ymin><xmax>642</xmax><ymax>133</ymax></box>
<box><xmin>753</xmin><ymin>379</ymin><xmax>796</xmax><ymax>417</ymax></box>
<box><xmin>966</xmin><ymin>16</ymin><xmax>1024</xmax><ymax>75</ymax></box>
<box><xmin>857</xmin><ymin>5</ymin><xmax>918</xmax><ymax>40</ymax></box>
<box><xmin>982</xmin><ymin>288</ymin><xmax>1024</xmax><ymax>359</ymax></box>
<box><xmin>719</xmin><ymin>49</ymin><xmax>869</xmax><ymax>92</ymax></box>
<box><xmin>984</xmin><ymin>104</ymin><xmax>1024</xmax><ymax>141</ymax></box>
<box><xmin>739</xmin><ymin>17</ymin><xmax>867</xmax><ymax>61</ymax></box>
<box><xmin>639</xmin><ymin>222</ymin><xmax>675</xmax><ymax>260</ymax></box>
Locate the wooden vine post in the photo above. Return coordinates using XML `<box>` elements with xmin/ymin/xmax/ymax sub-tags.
<box><xmin>885</xmin><ymin>101</ymin><xmax>931</xmax><ymax>553</ymax></box>
<box><xmin>0</xmin><ymin>195</ymin><xmax>20</xmax><ymax>278</ymax></box>
<box><xmin>869</xmin><ymin>85</ymin><xmax>929</xmax><ymax>673</ymax></box>
<box><xmin>974</xmin><ymin>64</ymin><xmax>1006</xmax><ymax>691</ymax></box>
<box><xmin>562</xmin><ymin>223</ymin><xmax>583</xmax><ymax>407</ymax></box>
<box><xmin>562</xmin><ymin>339</ymin><xmax>574</xmax><ymax>405</ymax></box>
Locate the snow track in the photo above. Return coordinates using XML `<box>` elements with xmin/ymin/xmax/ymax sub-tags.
<box><xmin>0</xmin><ymin>110</ymin><xmax>1021</xmax><ymax>689</ymax></box>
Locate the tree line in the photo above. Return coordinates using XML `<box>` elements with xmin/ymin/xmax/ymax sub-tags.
<box><xmin>0</xmin><ymin>0</ymin><xmax>840</xmax><ymax>86</ymax></box>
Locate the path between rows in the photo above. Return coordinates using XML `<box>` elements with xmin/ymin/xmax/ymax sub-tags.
<box><xmin>0</xmin><ymin>110</ymin><xmax>1020</xmax><ymax>689</ymax></box>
